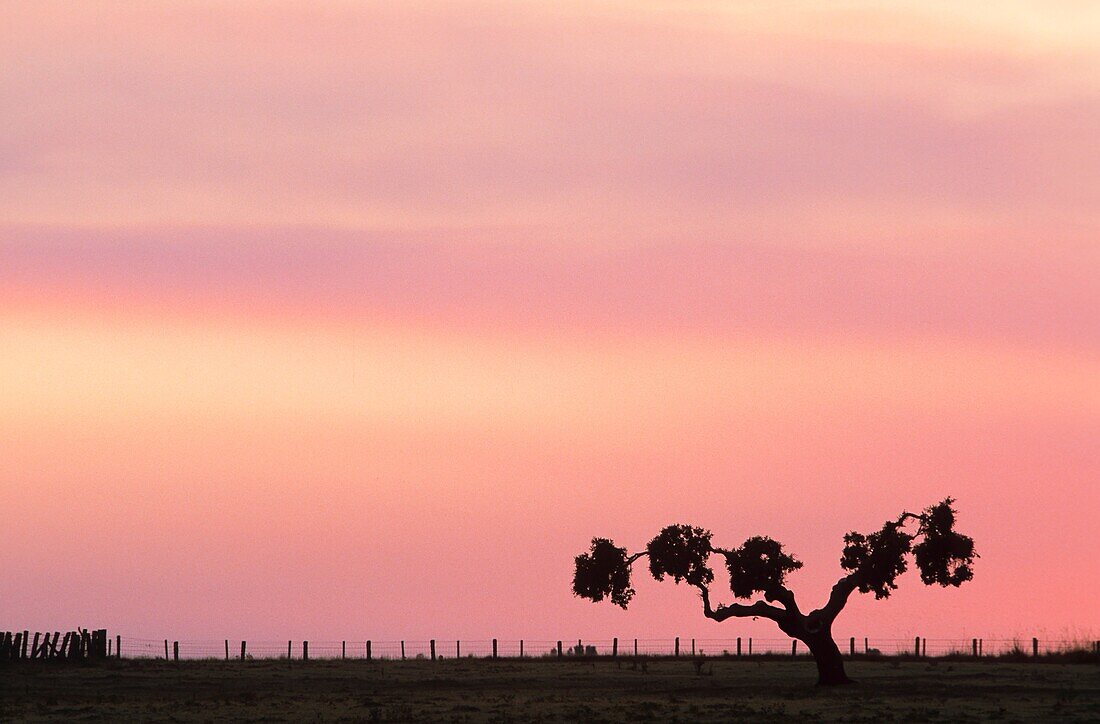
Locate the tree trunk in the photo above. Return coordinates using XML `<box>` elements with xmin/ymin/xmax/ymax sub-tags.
<box><xmin>804</xmin><ymin>635</ymin><xmax>852</xmax><ymax>686</ymax></box>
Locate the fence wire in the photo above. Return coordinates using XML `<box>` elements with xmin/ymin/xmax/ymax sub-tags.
<box><xmin>115</xmin><ymin>636</ymin><xmax>1098</xmax><ymax>661</ymax></box>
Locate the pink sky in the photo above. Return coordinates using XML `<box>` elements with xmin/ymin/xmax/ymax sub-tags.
<box><xmin>1</xmin><ymin>2</ymin><xmax>1098</xmax><ymax>644</ymax></box>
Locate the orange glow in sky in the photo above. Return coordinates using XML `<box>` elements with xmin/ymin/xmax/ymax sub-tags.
<box><xmin>1</xmin><ymin>1</ymin><xmax>1098</xmax><ymax>642</ymax></box>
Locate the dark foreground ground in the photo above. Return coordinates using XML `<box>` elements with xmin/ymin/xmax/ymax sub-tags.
<box><xmin>2</xmin><ymin>658</ymin><xmax>1098</xmax><ymax>722</ymax></box>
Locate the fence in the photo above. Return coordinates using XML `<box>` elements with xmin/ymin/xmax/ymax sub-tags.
<box><xmin>4</xmin><ymin>630</ymin><xmax>1097</xmax><ymax>663</ymax></box>
<box><xmin>111</xmin><ymin>635</ymin><xmax>1100</xmax><ymax>662</ymax></box>
<box><xmin>1</xmin><ymin>629</ymin><xmax>111</xmax><ymax>661</ymax></box>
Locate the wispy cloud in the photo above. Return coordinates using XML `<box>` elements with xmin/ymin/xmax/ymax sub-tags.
<box><xmin>3</xmin><ymin>1</ymin><xmax>1097</xmax><ymax>229</ymax></box>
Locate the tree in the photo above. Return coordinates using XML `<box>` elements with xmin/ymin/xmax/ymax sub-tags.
<box><xmin>572</xmin><ymin>498</ymin><xmax>976</xmax><ymax>685</ymax></box>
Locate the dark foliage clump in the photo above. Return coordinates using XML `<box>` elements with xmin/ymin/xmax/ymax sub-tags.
<box><xmin>723</xmin><ymin>536</ymin><xmax>803</xmax><ymax>599</ymax></box>
<box><xmin>646</xmin><ymin>524</ymin><xmax>714</xmax><ymax>587</ymax></box>
<box><xmin>913</xmin><ymin>498</ymin><xmax>976</xmax><ymax>587</ymax></box>
<box><xmin>573</xmin><ymin>538</ymin><xmax>635</xmax><ymax>608</ymax></box>
<box><xmin>840</xmin><ymin>522</ymin><xmax>914</xmax><ymax>599</ymax></box>
<box><xmin>841</xmin><ymin>498</ymin><xmax>977</xmax><ymax>598</ymax></box>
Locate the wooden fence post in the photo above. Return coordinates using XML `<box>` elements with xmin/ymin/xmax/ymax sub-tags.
<box><xmin>557</xmin><ymin>641</ymin><xmax>563</xmax><ymax>657</ymax></box>
<box><xmin>241</xmin><ymin>641</ymin><xmax>247</xmax><ymax>661</ymax></box>
<box><xmin>520</xmin><ymin>640</ymin><xmax>524</xmax><ymax>658</ymax></box>
<box><xmin>366</xmin><ymin>640</ymin><xmax>372</xmax><ymax>660</ymax></box>
<box><xmin>979</xmin><ymin>639</ymin><xmax>984</xmax><ymax>656</ymax></box>
<box><xmin>922</xmin><ymin>638</ymin><xmax>927</xmax><ymax>657</ymax></box>
<box><xmin>173</xmin><ymin>641</ymin><xmax>179</xmax><ymax>662</ymax></box>
<box><xmin>736</xmin><ymin>637</ymin><xmax>741</xmax><ymax>657</ymax></box>
<box><xmin>303</xmin><ymin>641</ymin><xmax>308</xmax><ymax>661</ymax></box>
<box><xmin>492</xmin><ymin>639</ymin><xmax>498</xmax><ymax>659</ymax></box>
<box><xmin>430</xmin><ymin>640</ymin><xmax>436</xmax><ymax>661</ymax></box>
<box><xmin>972</xmin><ymin>638</ymin><xmax>978</xmax><ymax>658</ymax></box>
<box><xmin>914</xmin><ymin>636</ymin><xmax>920</xmax><ymax>658</ymax></box>
<box><xmin>23</xmin><ymin>631</ymin><xmax>30</xmax><ymax>659</ymax></box>
<box><xmin>864</xmin><ymin>637</ymin><xmax>869</xmax><ymax>654</ymax></box>
<box><xmin>850</xmin><ymin>637</ymin><xmax>855</xmax><ymax>656</ymax></box>
<box><xmin>612</xmin><ymin>637</ymin><xmax>618</xmax><ymax>658</ymax></box>
<box><xmin>31</xmin><ymin>633</ymin><xmax>41</xmax><ymax>659</ymax></box>
<box><xmin>288</xmin><ymin>641</ymin><xmax>292</xmax><ymax>659</ymax></box>
<box><xmin>117</xmin><ymin>635</ymin><xmax>122</xmax><ymax>660</ymax></box>
<box><xmin>791</xmin><ymin>640</ymin><xmax>797</xmax><ymax>657</ymax></box>
<box><xmin>457</xmin><ymin>640</ymin><xmax>461</xmax><ymax>658</ymax></box>
<box><xmin>164</xmin><ymin>639</ymin><xmax>169</xmax><ymax>660</ymax></box>
<box><xmin>1032</xmin><ymin>638</ymin><xmax>1038</xmax><ymax>657</ymax></box>
<box><xmin>691</xmin><ymin>639</ymin><xmax>696</xmax><ymax>656</ymax></box>
<box><xmin>674</xmin><ymin>637</ymin><xmax>680</xmax><ymax>657</ymax></box>
<box><xmin>748</xmin><ymin>638</ymin><xmax>752</xmax><ymax>656</ymax></box>
<box><xmin>401</xmin><ymin>641</ymin><xmax>406</xmax><ymax>660</ymax></box>
<box><xmin>342</xmin><ymin>641</ymin><xmax>346</xmax><ymax>660</ymax></box>
<box><xmin>634</xmin><ymin>638</ymin><xmax>638</xmax><ymax>657</ymax></box>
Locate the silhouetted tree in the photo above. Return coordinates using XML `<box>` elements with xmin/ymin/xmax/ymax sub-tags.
<box><xmin>572</xmin><ymin>498</ymin><xmax>976</xmax><ymax>685</ymax></box>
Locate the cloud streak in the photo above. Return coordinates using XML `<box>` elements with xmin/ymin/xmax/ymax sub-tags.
<box><xmin>3</xmin><ymin>225</ymin><xmax>1097</xmax><ymax>347</ymax></box>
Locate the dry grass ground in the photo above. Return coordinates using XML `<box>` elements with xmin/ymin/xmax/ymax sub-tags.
<box><xmin>2</xmin><ymin>657</ymin><xmax>1098</xmax><ymax>722</ymax></box>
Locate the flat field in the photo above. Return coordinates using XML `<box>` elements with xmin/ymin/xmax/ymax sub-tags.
<box><xmin>2</xmin><ymin>657</ymin><xmax>1098</xmax><ymax>722</ymax></box>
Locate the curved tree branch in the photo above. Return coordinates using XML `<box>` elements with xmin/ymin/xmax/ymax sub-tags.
<box><xmin>764</xmin><ymin>585</ymin><xmax>801</xmax><ymax>616</ymax></box>
<box><xmin>695</xmin><ymin>584</ymin><xmax>786</xmax><ymax>622</ymax></box>
<box><xmin>895</xmin><ymin>511</ymin><xmax>925</xmax><ymax>531</ymax></box>
<box><xmin>812</xmin><ymin>573</ymin><xmax>859</xmax><ymax>622</ymax></box>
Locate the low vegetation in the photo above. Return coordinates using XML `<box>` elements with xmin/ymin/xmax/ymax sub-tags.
<box><xmin>3</xmin><ymin>657</ymin><xmax>1097</xmax><ymax>721</ymax></box>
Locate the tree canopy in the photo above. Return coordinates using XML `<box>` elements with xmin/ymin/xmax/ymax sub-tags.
<box><xmin>573</xmin><ymin>498</ymin><xmax>975</xmax><ymax>611</ymax></box>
